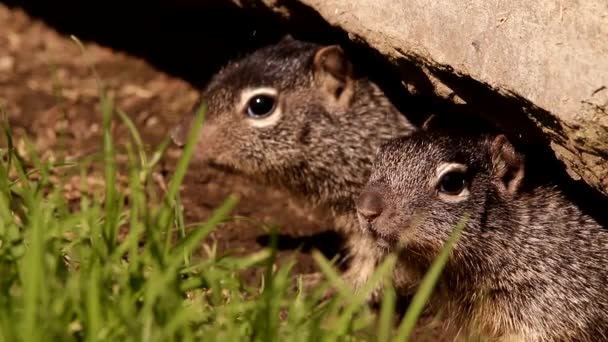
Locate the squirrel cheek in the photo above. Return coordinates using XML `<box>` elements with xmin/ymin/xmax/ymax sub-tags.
<box><xmin>394</xmin><ymin>211</ymin><xmax>431</xmax><ymax>242</ymax></box>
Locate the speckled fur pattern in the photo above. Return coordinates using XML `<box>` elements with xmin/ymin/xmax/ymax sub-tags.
<box><xmin>360</xmin><ymin>130</ymin><xmax>608</xmax><ymax>341</ymax></box>
<box><xmin>171</xmin><ymin>36</ymin><xmax>415</xmax><ymax>298</ymax></box>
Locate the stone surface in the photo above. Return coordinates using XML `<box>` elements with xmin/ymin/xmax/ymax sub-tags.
<box><xmin>259</xmin><ymin>0</ymin><xmax>608</xmax><ymax>195</ymax></box>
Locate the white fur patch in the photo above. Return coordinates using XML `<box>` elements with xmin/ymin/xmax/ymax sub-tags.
<box><xmin>239</xmin><ymin>87</ymin><xmax>282</xmax><ymax>128</ymax></box>
<box><xmin>435</xmin><ymin>162</ymin><xmax>470</xmax><ymax>203</ymax></box>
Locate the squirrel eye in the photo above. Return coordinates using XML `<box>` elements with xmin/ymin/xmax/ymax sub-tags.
<box><xmin>438</xmin><ymin>171</ymin><xmax>466</xmax><ymax>195</ymax></box>
<box><xmin>246</xmin><ymin>94</ymin><xmax>276</xmax><ymax>118</ymax></box>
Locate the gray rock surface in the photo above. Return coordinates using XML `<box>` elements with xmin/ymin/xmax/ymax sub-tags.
<box><xmin>257</xmin><ymin>0</ymin><xmax>608</xmax><ymax>195</ymax></box>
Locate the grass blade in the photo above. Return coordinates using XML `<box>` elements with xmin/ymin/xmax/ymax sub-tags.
<box><xmin>166</xmin><ymin>104</ymin><xmax>206</xmax><ymax>204</ymax></box>
<box><xmin>20</xmin><ymin>197</ymin><xmax>43</xmax><ymax>342</ymax></box>
<box><xmin>377</xmin><ymin>276</ymin><xmax>397</xmax><ymax>342</ymax></box>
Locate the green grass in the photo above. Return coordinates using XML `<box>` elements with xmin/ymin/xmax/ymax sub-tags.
<box><xmin>0</xmin><ymin>96</ymin><xmax>367</xmax><ymax>342</ymax></box>
<box><xmin>0</xmin><ymin>40</ymin><xmax>463</xmax><ymax>342</ymax></box>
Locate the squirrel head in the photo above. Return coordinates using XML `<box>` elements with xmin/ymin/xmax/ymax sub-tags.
<box><xmin>170</xmin><ymin>37</ymin><xmax>410</xmax><ymax>206</ymax></box>
<box><xmin>170</xmin><ymin>37</ymin><xmax>356</xmax><ymax>169</ymax></box>
<box><xmin>356</xmin><ymin>128</ymin><xmax>525</xmax><ymax>254</ymax></box>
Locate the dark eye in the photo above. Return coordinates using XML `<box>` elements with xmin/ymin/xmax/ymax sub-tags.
<box><xmin>438</xmin><ymin>171</ymin><xmax>466</xmax><ymax>195</ymax></box>
<box><xmin>246</xmin><ymin>94</ymin><xmax>277</xmax><ymax>118</ymax></box>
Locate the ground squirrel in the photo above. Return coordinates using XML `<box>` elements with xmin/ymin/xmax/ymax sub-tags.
<box><xmin>356</xmin><ymin>127</ymin><xmax>608</xmax><ymax>341</ymax></box>
<box><xmin>170</xmin><ymin>36</ymin><xmax>415</xmax><ymax>295</ymax></box>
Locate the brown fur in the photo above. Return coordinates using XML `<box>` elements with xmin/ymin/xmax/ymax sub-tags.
<box><xmin>357</xmin><ymin>129</ymin><xmax>608</xmax><ymax>341</ymax></box>
<box><xmin>170</xmin><ymin>36</ymin><xmax>415</xmax><ymax>296</ymax></box>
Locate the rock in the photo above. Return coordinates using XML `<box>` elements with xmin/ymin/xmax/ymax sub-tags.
<box><xmin>256</xmin><ymin>0</ymin><xmax>608</xmax><ymax>196</ymax></box>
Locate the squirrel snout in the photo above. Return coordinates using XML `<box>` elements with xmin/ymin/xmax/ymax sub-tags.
<box><xmin>356</xmin><ymin>189</ymin><xmax>385</xmax><ymax>222</ymax></box>
<box><xmin>170</xmin><ymin>124</ymin><xmax>187</xmax><ymax>147</ymax></box>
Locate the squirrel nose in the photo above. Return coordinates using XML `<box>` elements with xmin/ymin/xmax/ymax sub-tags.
<box><xmin>356</xmin><ymin>189</ymin><xmax>385</xmax><ymax>222</ymax></box>
<box><xmin>170</xmin><ymin>124</ymin><xmax>187</xmax><ymax>147</ymax></box>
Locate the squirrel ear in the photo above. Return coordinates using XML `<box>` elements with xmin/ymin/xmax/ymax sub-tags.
<box><xmin>490</xmin><ymin>134</ymin><xmax>525</xmax><ymax>195</ymax></box>
<box><xmin>313</xmin><ymin>45</ymin><xmax>354</xmax><ymax>107</ymax></box>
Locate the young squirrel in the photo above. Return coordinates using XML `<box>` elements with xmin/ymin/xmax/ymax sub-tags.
<box><xmin>170</xmin><ymin>36</ymin><xmax>415</xmax><ymax>296</ymax></box>
<box><xmin>356</xmin><ymin>127</ymin><xmax>608</xmax><ymax>341</ymax></box>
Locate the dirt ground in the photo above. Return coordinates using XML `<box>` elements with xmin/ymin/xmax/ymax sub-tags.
<box><xmin>0</xmin><ymin>4</ymin><xmax>343</xmax><ymax>284</ymax></box>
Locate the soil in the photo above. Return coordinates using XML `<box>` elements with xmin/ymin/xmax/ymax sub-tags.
<box><xmin>0</xmin><ymin>4</ymin><xmax>342</xmax><ymax>285</ymax></box>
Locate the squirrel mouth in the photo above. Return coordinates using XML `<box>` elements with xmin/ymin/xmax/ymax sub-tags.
<box><xmin>374</xmin><ymin>236</ymin><xmax>393</xmax><ymax>249</ymax></box>
<box><xmin>206</xmin><ymin>160</ymin><xmax>241</xmax><ymax>175</ymax></box>
<box><xmin>365</xmin><ymin>225</ymin><xmax>398</xmax><ymax>250</ymax></box>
